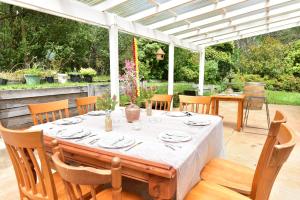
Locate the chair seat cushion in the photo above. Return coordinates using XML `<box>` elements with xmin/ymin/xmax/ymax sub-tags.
<box><xmin>184</xmin><ymin>181</ymin><xmax>251</xmax><ymax>200</ymax></box>
<box><xmin>95</xmin><ymin>188</ymin><xmax>143</xmax><ymax>200</ymax></box>
<box><xmin>200</xmin><ymin>158</ymin><xmax>254</xmax><ymax>195</ymax></box>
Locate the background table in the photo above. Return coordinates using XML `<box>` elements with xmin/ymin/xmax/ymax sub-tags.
<box><xmin>34</xmin><ymin>109</ymin><xmax>224</xmax><ymax>200</ymax></box>
<box><xmin>211</xmin><ymin>94</ymin><xmax>245</xmax><ymax>131</ymax></box>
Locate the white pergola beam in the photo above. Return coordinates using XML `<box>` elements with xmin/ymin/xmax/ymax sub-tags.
<box><xmin>198</xmin><ymin>47</ymin><xmax>205</xmax><ymax>96</ymax></box>
<box><xmin>168</xmin><ymin>43</ymin><xmax>175</xmax><ymax>96</ymax></box>
<box><xmin>109</xmin><ymin>24</ymin><xmax>120</xmax><ymax>102</ymax></box>
<box><xmin>148</xmin><ymin>0</ymin><xmax>247</xmax><ymax>29</ymax></box>
<box><xmin>202</xmin><ymin>20</ymin><xmax>300</xmax><ymax>47</ymax></box>
<box><xmin>0</xmin><ymin>0</ymin><xmax>198</xmax><ymax>51</ymax></box>
<box><xmin>164</xmin><ymin>0</ymin><xmax>294</xmax><ymax>35</ymax></box>
<box><xmin>126</xmin><ymin>0</ymin><xmax>194</xmax><ymax>21</ymax></box>
<box><xmin>177</xmin><ymin>1</ymin><xmax>300</xmax><ymax>39</ymax></box>
<box><xmin>191</xmin><ymin>11</ymin><xmax>300</xmax><ymax>45</ymax></box>
<box><xmin>93</xmin><ymin>0</ymin><xmax>128</xmax><ymax>11</ymax></box>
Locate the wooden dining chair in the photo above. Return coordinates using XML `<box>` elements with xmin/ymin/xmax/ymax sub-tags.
<box><xmin>28</xmin><ymin>99</ymin><xmax>70</xmax><ymax>125</ymax></box>
<box><xmin>76</xmin><ymin>96</ymin><xmax>97</xmax><ymax>115</ymax></box>
<box><xmin>148</xmin><ymin>94</ymin><xmax>173</xmax><ymax>111</ymax></box>
<box><xmin>200</xmin><ymin>111</ymin><xmax>294</xmax><ymax>199</ymax></box>
<box><xmin>179</xmin><ymin>95</ymin><xmax>211</xmax><ymax>114</ymax></box>
<box><xmin>0</xmin><ymin>123</ymin><xmax>60</xmax><ymax>200</ymax></box>
<box><xmin>186</xmin><ymin>119</ymin><xmax>295</xmax><ymax>200</ymax></box>
<box><xmin>51</xmin><ymin>147</ymin><xmax>143</xmax><ymax>200</ymax></box>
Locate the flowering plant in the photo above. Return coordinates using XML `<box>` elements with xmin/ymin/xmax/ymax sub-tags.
<box><xmin>96</xmin><ymin>92</ymin><xmax>118</xmax><ymax>111</ymax></box>
<box><xmin>139</xmin><ymin>86</ymin><xmax>156</xmax><ymax>103</ymax></box>
<box><xmin>120</xmin><ymin>60</ymin><xmax>138</xmax><ymax>103</ymax></box>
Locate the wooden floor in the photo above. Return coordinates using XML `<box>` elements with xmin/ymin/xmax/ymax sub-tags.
<box><xmin>1</xmin><ymin>103</ymin><xmax>300</xmax><ymax>200</ymax></box>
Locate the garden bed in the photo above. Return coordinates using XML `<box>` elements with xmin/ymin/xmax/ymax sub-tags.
<box><xmin>0</xmin><ymin>84</ymin><xmax>109</xmax><ymax>129</ymax></box>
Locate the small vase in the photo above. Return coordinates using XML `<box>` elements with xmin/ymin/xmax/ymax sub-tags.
<box><xmin>146</xmin><ymin>101</ymin><xmax>152</xmax><ymax>116</ymax></box>
<box><xmin>125</xmin><ymin>103</ymin><xmax>140</xmax><ymax>123</ymax></box>
<box><xmin>105</xmin><ymin>111</ymin><xmax>112</xmax><ymax>132</ymax></box>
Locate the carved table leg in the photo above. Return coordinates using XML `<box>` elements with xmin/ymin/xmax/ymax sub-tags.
<box><xmin>149</xmin><ymin>175</ymin><xmax>176</xmax><ymax>200</ymax></box>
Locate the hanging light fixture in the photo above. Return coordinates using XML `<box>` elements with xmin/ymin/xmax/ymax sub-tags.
<box><xmin>156</xmin><ymin>48</ymin><xmax>165</xmax><ymax>61</ymax></box>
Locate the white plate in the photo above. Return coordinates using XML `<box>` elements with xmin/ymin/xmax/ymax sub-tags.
<box><xmin>158</xmin><ymin>130</ymin><xmax>192</xmax><ymax>143</ymax></box>
<box><xmin>96</xmin><ymin>135</ymin><xmax>135</xmax><ymax>149</ymax></box>
<box><xmin>87</xmin><ymin>111</ymin><xmax>106</xmax><ymax>116</ymax></box>
<box><xmin>184</xmin><ymin>119</ymin><xmax>210</xmax><ymax>126</ymax></box>
<box><xmin>56</xmin><ymin>129</ymin><xmax>91</xmax><ymax>139</ymax></box>
<box><xmin>166</xmin><ymin>112</ymin><xmax>188</xmax><ymax>117</ymax></box>
<box><xmin>54</xmin><ymin>118</ymin><xmax>82</xmax><ymax>125</ymax></box>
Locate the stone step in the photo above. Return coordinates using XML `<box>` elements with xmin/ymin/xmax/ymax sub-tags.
<box><xmin>0</xmin><ymin>138</ymin><xmax>11</xmax><ymax>169</ymax></box>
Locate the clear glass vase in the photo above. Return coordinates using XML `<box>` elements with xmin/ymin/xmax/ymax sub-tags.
<box><xmin>105</xmin><ymin>111</ymin><xmax>112</xmax><ymax>132</ymax></box>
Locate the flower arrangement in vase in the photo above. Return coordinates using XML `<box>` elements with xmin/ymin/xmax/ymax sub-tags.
<box><xmin>96</xmin><ymin>92</ymin><xmax>117</xmax><ymax>132</ymax></box>
<box><xmin>120</xmin><ymin>60</ymin><xmax>140</xmax><ymax>122</ymax></box>
<box><xmin>139</xmin><ymin>86</ymin><xmax>156</xmax><ymax>116</ymax></box>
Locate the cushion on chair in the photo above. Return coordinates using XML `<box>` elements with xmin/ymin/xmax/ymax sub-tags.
<box><xmin>184</xmin><ymin>181</ymin><xmax>251</xmax><ymax>200</ymax></box>
<box><xmin>200</xmin><ymin>158</ymin><xmax>254</xmax><ymax>195</ymax></box>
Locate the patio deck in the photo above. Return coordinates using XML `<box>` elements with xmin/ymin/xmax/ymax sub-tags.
<box><xmin>0</xmin><ymin>102</ymin><xmax>299</xmax><ymax>200</ymax></box>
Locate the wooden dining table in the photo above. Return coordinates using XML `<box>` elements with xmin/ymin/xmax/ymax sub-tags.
<box><xmin>34</xmin><ymin>109</ymin><xmax>224</xmax><ymax>200</ymax></box>
<box><xmin>211</xmin><ymin>94</ymin><xmax>245</xmax><ymax>131</ymax></box>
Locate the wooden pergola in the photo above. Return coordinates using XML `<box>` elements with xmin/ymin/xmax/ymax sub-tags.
<box><xmin>2</xmin><ymin>0</ymin><xmax>300</xmax><ymax>101</ymax></box>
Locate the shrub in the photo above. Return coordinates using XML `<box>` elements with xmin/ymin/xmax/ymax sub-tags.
<box><xmin>80</xmin><ymin>67</ymin><xmax>97</xmax><ymax>76</ymax></box>
<box><xmin>204</xmin><ymin>60</ymin><xmax>218</xmax><ymax>84</ymax></box>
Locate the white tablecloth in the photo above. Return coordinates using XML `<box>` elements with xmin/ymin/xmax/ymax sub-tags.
<box><xmin>31</xmin><ymin>109</ymin><xmax>224</xmax><ymax>200</ymax></box>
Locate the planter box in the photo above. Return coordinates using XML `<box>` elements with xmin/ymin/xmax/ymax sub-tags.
<box><xmin>0</xmin><ymin>84</ymin><xmax>109</xmax><ymax>129</ymax></box>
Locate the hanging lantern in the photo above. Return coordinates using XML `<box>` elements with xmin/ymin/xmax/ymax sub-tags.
<box><xmin>156</xmin><ymin>48</ymin><xmax>165</xmax><ymax>61</ymax></box>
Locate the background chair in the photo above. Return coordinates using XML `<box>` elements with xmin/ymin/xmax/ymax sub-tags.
<box><xmin>200</xmin><ymin>111</ymin><xmax>295</xmax><ymax>200</ymax></box>
<box><xmin>179</xmin><ymin>95</ymin><xmax>211</xmax><ymax>114</ymax></box>
<box><xmin>51</xmin><ymin>146</ymin><xmax>143</xmax><ymax>200</ymax></box>
<box><xmin>28</xmin><ymin>99</ymin><xmax>69</xmax><ymax>125</ymax></box>
<box><xmin>76</xmin><ymin>96</ymin><xmax>97</xmax><ymax>115</ymax></box>
<box><xmin>148</xmin><ymin>94</ymin><xmax>173</xmax><ymax>111</ymax></box>
<box><xmin>243</xmin><ymin>82</ymin><xmax>270</xmax><ymax>129</ymax></box>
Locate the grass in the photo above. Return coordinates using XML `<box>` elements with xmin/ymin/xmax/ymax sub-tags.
<box><xmin>267</xmin><ymin>90</ymin><xmax>300</xmax><ymax>106</ymax></box>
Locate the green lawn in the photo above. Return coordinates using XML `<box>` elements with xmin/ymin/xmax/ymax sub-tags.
<box><xmin>267</xmin><ymin>90</ymin><xmax>300</xmax><ymax>106</ymax></box>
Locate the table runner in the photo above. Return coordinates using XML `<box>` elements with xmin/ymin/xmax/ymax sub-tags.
<box><xmin>31</xmin><ymin>109</ymin><xmax>224</xmax><ymax>200</ymax></box>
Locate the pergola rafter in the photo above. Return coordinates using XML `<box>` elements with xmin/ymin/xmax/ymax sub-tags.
<box><xmin>147</xmin><ymin>0</ymin><xmax>247</xmax><ymax>29</ymax></box>
<box><xmin>92</xmin><ymin>0</ymin><xmax>128</xmax><ymax>11</ymax></box>
<box><xmin>176</xmin><ymin>0</ymin><xmax>300</xmax><ymax>40</ymax></box>
<box><xmin>191</xmin><ymin>10</ymin><xmax>300</xmax><ymax>45</ymax></box>
<box><xmin>164</xmin><ymin>0</ymin><xmax>295</xmax><ymax>35</ymax></box>
<box><xmin>125</xmin><ymin>0</ymin><xmax>194</xmax><ymax>22</ymax></box>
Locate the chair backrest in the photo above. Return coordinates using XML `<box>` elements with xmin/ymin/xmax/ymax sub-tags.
<box><xmin>52</xmin><ymin>150</ymin><xmax>121</xmax><ymax>200</ymax></box>
<box><xmin>251</xmin><ymin>120</ymin><xmax>295</xmax><ymax>200</ymax></box>
<box><xmin>244</xmin><ymin>82</ymin><xmax>266</xmax><ymax>110</ymax></box>
<box><xmin>149</xmin><ymin>94</ymin><xmax>173</xmax><ymax>111</ymax></box>
<box><xmin>0</xmin><ymin>123</ymin><xmax>57</xmax><ymax>200</ymax></box>
<box><xmin>76</xmin><ymin>96</ymin><xmax>97</xmax><ymax>115</ymax></box>
<box><xmin>251</xmin><ymin>110</ymin><xmax>287</xmax><ymax>195</ymax></box>
<box><xmin>28</xmin><ymin>99</ymin><xmax>69</xmax><ymax>125</ymax></box>
<box><xmin>179</xmin><ymin>95</ymin><xmax>211</xmax><ymax>114</ymax></box>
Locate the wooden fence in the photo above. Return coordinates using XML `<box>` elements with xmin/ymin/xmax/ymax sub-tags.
<box><xmin>0</xmin><ymin>84</ymin><xmax>109</xmax><ymax>129</ymax></box>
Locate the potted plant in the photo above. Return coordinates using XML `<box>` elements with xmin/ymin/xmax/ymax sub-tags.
<box><xmin>80</xmin><ymin>67</ymin><xmax>97</xmax><ymax>83</ymax></box>
<box><xmin>23</xmin><ymin>63</ymin><xmax>44</xmax><ymax>85</ymax></box>
<box><xmin>69</xmin><ymin>71</ymin><xmax>81</xmax><ymax>82</ymax></box>
<box><xmin>43</xmin><ymin>69</ymin><xmax>57</xmax><ymax>83</ymax></box>
<box><xmin>0</xmin><ymin>72</ymin><xmax>11</xmax><ymax>85</ymax></box>
<box><xmin>138</xmin><ymin>86</ymin><xmax>156</xmax><ymax>115</ymax></box>
<box><xmin>120</xmin><ymin>60</ymin><xmax>141</xmax><ymax>123</ymax></box>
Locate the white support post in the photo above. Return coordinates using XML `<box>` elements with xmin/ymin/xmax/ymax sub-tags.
<box><xmin>168</xmin><ymin>43</ymin><xmax>175</xmax><ymax>95</ymax></box>
<box><xmin>109</xmin><ymin>24</ymin><xmax>120</xmax><ymax>103</ymax></box>
<box><xmin>198</xmin><ymin>47</ymin><xmax>205</xmax><ymax>95</ymax></box>
<box><xmin>168</xmin><ymin>43</ymin><xmax>175</xmax><ymax>110</ymax></box>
